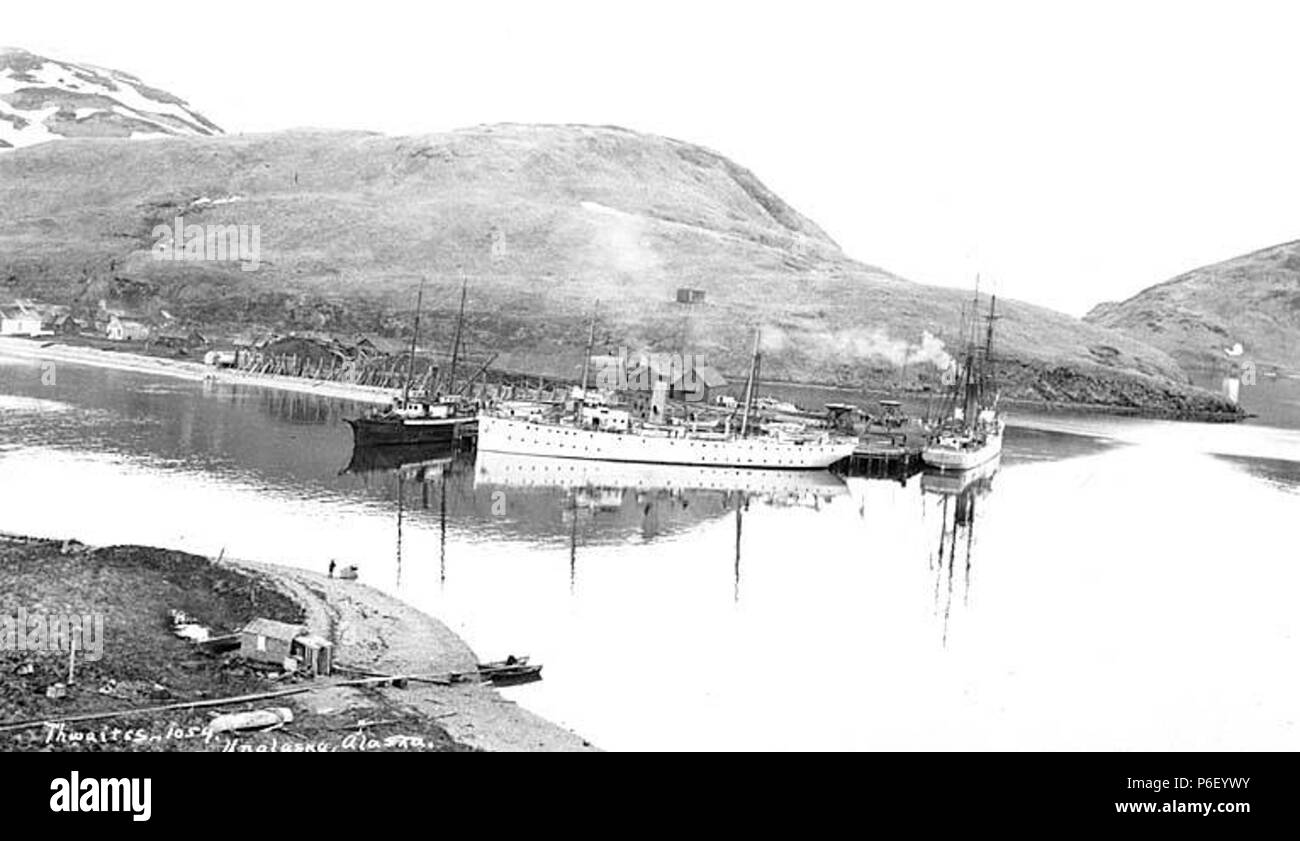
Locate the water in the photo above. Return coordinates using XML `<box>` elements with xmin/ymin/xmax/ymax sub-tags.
<box><xmin>1189</xmin><ymin>365</ymin><xmax>1300</xmax><ymax>431</ymax></box>
<box><xmin>2</xmin><ymin>354</ymin><xmax>1300</xmax><ymax>750</ymax></box>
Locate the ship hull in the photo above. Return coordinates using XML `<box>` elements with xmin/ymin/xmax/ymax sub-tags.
<box><xmin>475</xmin><ymin>450</ymin><xmax>848</xmax><ymax>496</ymax></box>
<box><xmin>346</xmin><ymin>416</ymin><xmax>478</xmax><ymax>447</ymax></box>
<box><xmin>921</xmin><ymin>430</ymin><xmax>1003</xmax><ymax>471</ymax></box>
<box><xmin>477</xmin><ymin>415</ymin><xmax>854</xmax><ymax>469</ymax></box>
<box><xmin>921</xmin><ymin>453</ymin><xmax>1002</xmax><ymax>494</ymax></box>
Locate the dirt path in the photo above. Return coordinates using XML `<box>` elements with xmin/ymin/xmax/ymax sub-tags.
<box><xmin>231</xmin><ymin>560</ymin><xmax>597</xmax><ymax>752</ymax></box>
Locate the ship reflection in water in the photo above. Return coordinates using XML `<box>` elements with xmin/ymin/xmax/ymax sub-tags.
<box><xmin>343</xmin><ymin>442</ymin><xmax>852</xmax><ymax>600</ymax></box>
<box><xmin>920</xmin><ymin>454</ymin><xmax>1001</xmax><ymax>646</ymax></box>
<box><xmin>342</xmin><ymin>442</ymin><xmax>475</xmax><ymax>588</ymax></box>
<box><xmin>475</xmin><ymin>451</ymin><xmax>848</xmax><ymax>600</ymax></box>
<box><xmin>342</xmin><ymin>439</ymin><xmax>1001</xmax><ymax>617</ymax></box>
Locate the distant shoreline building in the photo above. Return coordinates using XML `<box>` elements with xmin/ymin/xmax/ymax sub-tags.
<box><xmin>0</xmin><ymin>302</ymin><xmax>44</xmax><ymax>336</ymax></box>
<box><xmin>105</xmin><ymin>315</ymin><xmax>151</xmax><ymax>342</ymax></box>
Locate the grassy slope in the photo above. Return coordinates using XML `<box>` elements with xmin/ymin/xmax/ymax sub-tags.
<box><xmin>0</xmin><ymin>125</ymin><xmax>1237</xmax><ymax>415</ymax></box>
<box><xmin>1086</xmin><ymin>240</ymin><xmax>1300</xmax><ymax>372</ymax></box>
<box><xmin>0</xmin><ymin>537</ymin><xmax>467</xmax><ymax>752</ymax></box>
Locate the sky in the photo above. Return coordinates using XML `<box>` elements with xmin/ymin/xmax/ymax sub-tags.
<box><xmin>7</xmin><ymin>0</ymin><xmax>1300</xmax><ymax>316</ymax></box>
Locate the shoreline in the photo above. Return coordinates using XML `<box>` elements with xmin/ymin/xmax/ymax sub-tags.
<box><xmin>0</xmin><ymin>336</ymin><xmax>396</xmax><ymax>406</ymax></box>
<box><xmin>224</xmin><ymin>557</ymin><xmax>596</xmax><ymax>752</ymax></box>
<box><xmin>3</xmin><ymin>335</ymin><xmax>1244</xmax><ymax>421</ymax></box>
<box><xmin>0</xmin><ymin>532</ymin><xmax>595</xmax><ymax>752</ymax></box>
<box><xmin>758</xmin><ymin>378</ymin><xmax>1245</xmax><ymax>423</ymax></box>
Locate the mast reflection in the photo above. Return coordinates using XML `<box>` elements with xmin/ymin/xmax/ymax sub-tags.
<box><xmin>340</xmin><ymin>445</ymin><xmax>847</xmax><ymax>598</ymax></box>
<box><xmin>474</xmin><ymin>451</ymin><xmax>846</xmax><ymax>599</ymax></box>
<box><xmin>921</xmin><ymin>453</ymin><xmax>1001</xmax><ymax>646</ymax></box>
<box><xmin>341</xmin><ymin>441</ymin><xmax>474</xmax><ymax>588</ymax></box>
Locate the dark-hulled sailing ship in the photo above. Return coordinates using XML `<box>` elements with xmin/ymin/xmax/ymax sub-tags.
<box><xmin>346</xmin><ymin>278</ymin><xmax>479</xmax><ymax>447</ymax></box>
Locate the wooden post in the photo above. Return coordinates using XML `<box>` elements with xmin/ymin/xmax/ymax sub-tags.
<box><xmin>67</xmin><ymin>628</ymin><xmax>77</xmax><ymax>685</ymax></box>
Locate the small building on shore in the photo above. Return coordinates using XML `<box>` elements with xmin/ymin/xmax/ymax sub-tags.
<box><xmin>203</xmin><ymin>350</ymin><xmax>238</xmax><ymax>368</ymax></box>
<box><xmin>152</xmin><ymin>328</ymin><xmax>208</xmax><ymax>352</ymax></box>
<box><xmin>238</xmin><ymin>618</ymin><xmax>333</xmax><ymax>677</ymax></box>
<box><xmin>351</xmin><ymin>333</ymin><xmax>408</xmax><ymax>360</ymax></box>
<box><xmin>233</xmin><ymin>330</ymin><xmax>276</xmax><ymax>350</ymax></box>
<box><xmin>262</xmin><ymin>334</ymin><xmax>349</xmax><ymax>365</ymax></box>
<box><xmin>672</xmin><ymin>363</ymin><xmax>727</xmax><ymax>404</ymax></box>
<box><xmin>106</xmin><ymin>315</ymin><xmax>151</xmax><ymax>342</ymax></box>
<box><xmin>0</xmin><ymin>303</ymin><xmax>45</xmax><ymax>337</ymax></box>
<box><xmin>47</xmin><ymin>313</ymin><xmax>86</xmax><ymax>335</ymax></box>
<box><xmin>623</xmin><ymin>354</ymin><xmax>728</xmax><ymax>407</ymax></box>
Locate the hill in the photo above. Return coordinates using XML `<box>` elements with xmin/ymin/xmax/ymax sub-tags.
<box><xmin>0</xmin><ymin>124</ymin><xmax>1238</xmax><ymax>417</ymax></box>
<box><xmin>0</xmin><ymin>47</ymin><xmax>220</xmax><ymax>150</ymax></box>
<box><xmin>1086</xmin><ymin>240</ymin><xmax>1300</xmax><ymax>373</ymax></box>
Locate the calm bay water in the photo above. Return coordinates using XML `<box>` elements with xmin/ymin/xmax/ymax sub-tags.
<box><xmin>2</xmin><ymin>353</ymin><xmax>1300</xmax><ymax>750</ymax></box>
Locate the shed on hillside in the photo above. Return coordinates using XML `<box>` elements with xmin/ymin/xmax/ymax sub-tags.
<box><xmin>238</xmin><ymin>618</ymin><xmax>333</xmax><ymax>676</ymax></box>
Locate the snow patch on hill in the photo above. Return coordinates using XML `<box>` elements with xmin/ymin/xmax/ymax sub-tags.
<box><xmin>0</xmin><ymin>47</ymin><xmax>220</xmax><ymax>150</ymax></box>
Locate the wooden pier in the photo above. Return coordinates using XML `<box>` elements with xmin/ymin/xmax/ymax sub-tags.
<box><xmin>839</xmin><ymin>429</ymin><xmax>929</xmax><ymax>480</ymax></box>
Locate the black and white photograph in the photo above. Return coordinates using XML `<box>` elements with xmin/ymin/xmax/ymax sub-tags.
<box><xmin>0</xmin><ymin>0</ymin><xmax>1294</xmax><ymax>820</ymax></box>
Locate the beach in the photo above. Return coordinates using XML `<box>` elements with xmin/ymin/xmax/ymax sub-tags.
<box><xmin>0</xmin><ymin>336</ymin><xmax>397</xmax><ymax>406</ymax></box>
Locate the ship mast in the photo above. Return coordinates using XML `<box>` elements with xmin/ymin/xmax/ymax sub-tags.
<box><xmin>402</xmin><ymin>278</ymin><xmax>426</xmax><ymax>404</ymax></box>
<box><xmin>574</xmin><ymin>301</ymin><xmax>597</xmax><ymax>423</ymax></box>
<box><xmin>937</xmin><ymin>299</ymin><xmax>966</xmax><ymax>423</ymax></box>
<box><xmin>740</xmin><ymin>328</ymin><xmax>761</xmax><ymax>437</ymax></box>
<box><xmin>580</xmin><ymin>301</ymin><xmax>597</xmax><ymax>395</ymax></box>
<box><xmin>446</xmin><ymin>275</ymin><xmax>468</xmax><ymax>395</ymax></box>
<box><xmin>981</xmin><ymin>293</ymin><xmax>999</xmax><ymax>404</ymax></box>
<box><xmin>961</xmin><ymin>276</ymin><xmax>981</xmax><ymax>425</ymax></box>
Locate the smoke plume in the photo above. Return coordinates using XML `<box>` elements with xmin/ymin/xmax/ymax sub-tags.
<box><xmin>758</xmin><ymin>326</ymin><xmax>953</xmax><ymax>372</ymax></box>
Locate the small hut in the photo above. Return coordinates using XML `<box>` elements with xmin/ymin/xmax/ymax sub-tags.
<box><xmin>153</xmin><ymin>327</ymin><xmax>208</xmax><ymax>351</ymax></box>
<box><xmin>238</xmin><ymin>618</ymin><xmax>333</xmax><ymax>676</ymax></box>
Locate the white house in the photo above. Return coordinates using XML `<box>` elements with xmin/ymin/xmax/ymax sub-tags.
<box><xmin>0</xmin><ymin>303</ymin><xmax>44</xmax><ymax>337</ymax></box>
<box><xmin>106</xmin><ymin>315</ymin><xmax>151</xmax><ymax>342</ymax></box>
<box><xmin>203</xmin><ymin>350</ymin><xmax>237</xmax><ymax>368</ymax></box>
